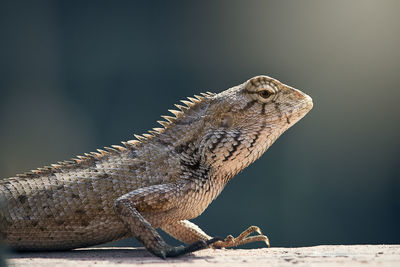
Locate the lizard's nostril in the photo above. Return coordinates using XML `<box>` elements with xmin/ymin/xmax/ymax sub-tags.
<box><xmin>293</xmin><ymin>89</ymin><xmax>305</xmax><ymax>99</ymax></box>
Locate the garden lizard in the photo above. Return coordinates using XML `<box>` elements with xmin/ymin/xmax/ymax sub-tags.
<box><xmin>0</xmin><ymin>75</ymin><xmax>313</xmax><ymax>258</ymax></box>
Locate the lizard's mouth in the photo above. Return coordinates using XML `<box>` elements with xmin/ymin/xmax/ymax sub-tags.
<box><xmin>264</xmin><ymin>94</ymin><xmax>313</xmax><ymax>126</ymax></box>
<box><xmin>286</xmin><ymin>95</ymin><xmax>313</xmax><ymax>126</ymax></box>
<box><xmin>296</xmin><ymin>94</ymin><xmax>313</xmax><ymax>115</ymax></box>
<box><xmin>303</xmin><ymin>93</ymin><xmax>314</xmax><ymax>110</ymax></box>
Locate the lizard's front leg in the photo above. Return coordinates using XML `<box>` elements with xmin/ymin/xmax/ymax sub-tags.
<box><xmin>113</xmin><ymin>183</ymin><xmax>221</xmax><ymax>258</ymax></box>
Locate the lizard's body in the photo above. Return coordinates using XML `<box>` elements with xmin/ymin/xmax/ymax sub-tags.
<box><xmin>0</xmin><ymin>76</ymin><xmax>313</xmax><ymax>258</ymax></box>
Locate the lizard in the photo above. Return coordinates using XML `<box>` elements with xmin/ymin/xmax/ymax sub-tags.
<box><xmin>0</xmin><ymin>75</ymin><xmax>313</xmax><ymax>258</ymax></box>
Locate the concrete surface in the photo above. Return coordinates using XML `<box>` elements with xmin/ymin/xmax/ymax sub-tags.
<box><xmin>5</xmin><ymin>245</ymin><xmax>400</xmax><ymax>267</ymax></box>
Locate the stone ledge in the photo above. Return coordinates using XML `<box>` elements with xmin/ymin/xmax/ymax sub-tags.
<box><xmin>6</xmin><ymin>245</ymin><xmax>400</xmax><ymax>267</ymax></box>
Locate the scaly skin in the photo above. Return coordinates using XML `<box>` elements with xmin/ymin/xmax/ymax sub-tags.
<box><xmin>0</xmin><ymin>75</ymin><xmax>313</xmax><ymax>258</ymax></box>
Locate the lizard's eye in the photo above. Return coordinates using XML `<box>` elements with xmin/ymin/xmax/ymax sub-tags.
<box><xmin>244</xmin><ymin>76</ymin><xmax>279</xmax><ymax>103</ymax></box>
<box><xmin>258</xmin><ymin>89</ymin><xmax>272</xmax><ymax>99</ymax></box>
<box><xmin>257</xmin><ymin>88</ymin><xmax>274</xmax><ymax>101</ymax></box>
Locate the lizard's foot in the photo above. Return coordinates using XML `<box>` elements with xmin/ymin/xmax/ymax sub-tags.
<box><xmin>162</xmin><ymin>237</ymin><xmax>223</xmax><ymax>258</ymax></box>
<box><xmin>212</xmin><ymin>226</ymin><xmax>270</xmax><ymax>249</ymax></box>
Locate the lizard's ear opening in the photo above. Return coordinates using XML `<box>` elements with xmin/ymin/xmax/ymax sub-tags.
<box><xmin>220</xmin><ymin>113</ymin><xmax>233</xmax><ymax>128</ymax></box>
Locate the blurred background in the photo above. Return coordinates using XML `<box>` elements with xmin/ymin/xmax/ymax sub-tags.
<box><xmin>0</xmin><ymin>0</ymin><xmax>399</xmax><ymax>249</ymax></box>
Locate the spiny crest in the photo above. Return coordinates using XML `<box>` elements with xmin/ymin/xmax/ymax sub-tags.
<box><xmin>160</xmin><ymin>92</ymin><xmax>214</xmax><ymax>126</ymax></box>
<box><xmin>130</xmin><ymin>91</ymin><xmax>215</xmax><ymax>144</ymax></box>
<box><xmin>15</xmin><ymin>91</ymin><xmax>215</xmax><ymax>179</ymax></box>
<box><xmin>15</xmin><ymin>142</ymin><xmax>128</xmax><ymax>179</ymax></box>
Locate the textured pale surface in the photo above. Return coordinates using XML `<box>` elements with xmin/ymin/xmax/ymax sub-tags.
<box><xmin>6</xmin><ymin>245</ymin><xmax>400</xmax><ymax>267</ymax></box>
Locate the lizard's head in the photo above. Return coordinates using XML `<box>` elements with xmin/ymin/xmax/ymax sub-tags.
<box><xmin>146</xmin><ymin>75</ymin><xmax>312</xmax><ymax>182</ymax></box>
<box><xmin>201</xmin><ymin>75</ymin><xmax>313</xmax><ymax>179</ymax></box>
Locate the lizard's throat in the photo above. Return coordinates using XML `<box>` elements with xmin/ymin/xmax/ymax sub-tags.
<box><xmin>209</xmin><ymin>130</ymin><xmax>282</xmax><ymax>184</ymax></box>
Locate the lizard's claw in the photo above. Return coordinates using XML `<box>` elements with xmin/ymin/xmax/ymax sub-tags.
<box><xmin>164</xmin><ymin>237</ymin><xmax>223</xmax><ymax>258</ymax></box>
<box><xmin>212</xmin><ymin>226</ymin><xmax>270</xmax><ymax>249</ymax></box>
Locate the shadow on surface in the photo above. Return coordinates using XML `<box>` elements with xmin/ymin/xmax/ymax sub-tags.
<box><xmin>6</xmin><ymin>247</ymin><xmax>214</xmax><ymax>263</ymax></box>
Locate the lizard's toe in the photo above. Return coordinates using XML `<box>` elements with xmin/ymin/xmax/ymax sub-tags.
<box><xmin>211</xmin><ymin>226</ymin><xmax>270</xmax><ymax>249</ymax></box>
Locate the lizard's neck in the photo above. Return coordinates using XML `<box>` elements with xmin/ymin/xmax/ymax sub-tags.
<box><xmin>203</xmin><ymin>121</ymin><xmax>290</xmax><ymax>185</ymax></box>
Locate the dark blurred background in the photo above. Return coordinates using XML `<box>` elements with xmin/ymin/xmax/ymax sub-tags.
<box><xmin>0</xmin><ymin>0</ymin><xmax>399</xmax><ymax>248</ymax></box>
